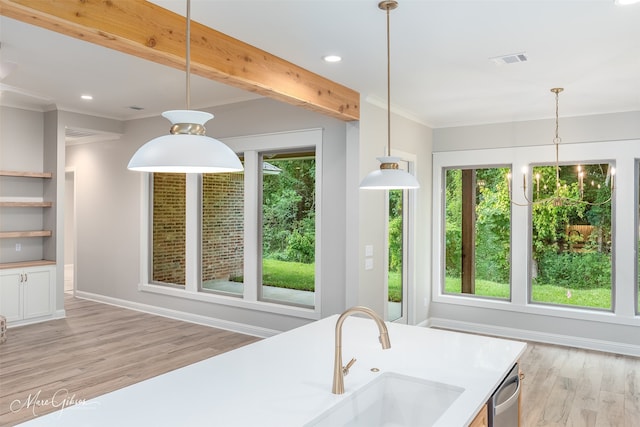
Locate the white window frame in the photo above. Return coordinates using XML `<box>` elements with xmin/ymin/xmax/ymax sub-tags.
<box><xmin>636</xmin><ymin>159</ymin><xmax>640</xmax><ymax>317</ymax></box>
<box><xmin>432</xmin><ymin>139</ymin><xmax>640</xmax><ymax>326</ymax></box>
<box><xmin>384</xmin><ymin>152</ymin><xmax>417</xmax><ymax>324</ymax></box>
<box><xmin>138</xmin><ymin>128</ymin><xmax>323</xmax><ymax>320</ymax></box>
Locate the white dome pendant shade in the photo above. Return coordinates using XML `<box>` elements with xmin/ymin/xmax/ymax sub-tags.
<box><xmin>360</xmin><ymin>156</ymin><xmax>420</xmax><ymax>190</ymax></box>
<box><xmin>127</xmin><ymin>110</ymin><xmax>243</xmax><ymax>173</ymax></box>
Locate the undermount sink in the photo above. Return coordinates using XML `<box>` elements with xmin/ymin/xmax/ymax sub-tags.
<box><xmin>305</xmin><ymin>372</ymin><xmax>464</xmax><ymax>427</ymax></box>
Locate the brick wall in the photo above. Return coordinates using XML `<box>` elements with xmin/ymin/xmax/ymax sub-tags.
<box><xmin>202</xmin><ymin>173</ymin><xmax>244</xmax><ymax>282</ymax></box>
<box><xmin>152</xmin><ymin>173</ymin><xmax>186</xmax><ymax>285</ymax></box>
<box><xmin>151</xmin><ymin>173</ymin><xmax>244</xmax><ymax>286</ymax></box>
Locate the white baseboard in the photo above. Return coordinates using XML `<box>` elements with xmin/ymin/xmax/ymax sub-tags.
<box><xmin>74</xmin><ymin>291</ymin><xmax>279</xmax><ymax>338</ymax></box>
<box><xmin>430</xmin><ymin>317</ymin><xmax>640</xmax><ymax>357</ymax></box>
<box><xmin>7</xmin><ymin>309</ymin><xmax>65</xmax><ymax>328</ymax></box>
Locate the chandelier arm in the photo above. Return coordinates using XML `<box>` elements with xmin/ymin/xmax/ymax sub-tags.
<box><xmin>511</xmin><ymin>194</ymin><xmax>613</xmax><ymax>207</ymax></box>
<box><xmin>580</xmin><ymin>196</ymin><xmax>614</xmax><ymax>207</ymax></box>
<box><xmin>521</xmin><ymin>188</ymin><xmax>535</xmax><ymax>205</ymax></box>
<box><xmin>510</xmin><ymin>198</ymin><xmax>534</xmax><ymax>207</ymax></box>
<box><xmin>509</xmin><ymin>176</ymin><xmax>535</xmax><ymax>206</ymax></box>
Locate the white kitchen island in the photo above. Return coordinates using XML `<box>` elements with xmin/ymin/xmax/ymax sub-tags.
<box><xmin>17</xmin><ymin>314</ymin><xmax>526</xmax><ymax>426</ymax></box>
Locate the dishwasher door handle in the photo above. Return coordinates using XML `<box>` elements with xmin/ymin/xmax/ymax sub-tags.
<box><xmin>494</xmin><ymin>375</ymin><xmax>520</xmax><ymax>416</ymax></box>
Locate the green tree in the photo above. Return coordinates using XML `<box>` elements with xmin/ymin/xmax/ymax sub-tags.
<box><xmin>444</xmin><ymin>167</ymin><xmax>511</xmax><ymax>283</ymax></box>
<box><xmin>262</xmin><ymin>157</ymin><xmax>316</xmax><ymax>263</ymax></box>
<box><xmin>388</xmin><ymin>190</ymin><xmax>403</xmax><ymax>273</ymax></box>
<box><xmin>475</xmin><ymin>168</ymin><xmax>511</xmax><ymax>283</ymax></box>
<box><xmin>531</xmin><ymin>163</ymin><xmax>613</xmax><ymax>293</ymax></box>
<box><xmin>445</xmin><ymin>169</ymin><xmax>462</xmax><ymax>277</ymax></box>
<box><xmin>531</xmin><ymin>166</ymin><xmax>585</xmax><ymax>261</ymax></box>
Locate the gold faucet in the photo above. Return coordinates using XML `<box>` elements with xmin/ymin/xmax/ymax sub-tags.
<box><xmin>332</xmin><ymin>306</ymin><xmax>391</xmax><ymax>394</ymax></box>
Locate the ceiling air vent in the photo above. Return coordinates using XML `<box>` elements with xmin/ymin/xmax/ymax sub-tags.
<box><xmin>490</xmin><ymin>52</ymin><xmax>528</xmax><ymax>65</ymax></box>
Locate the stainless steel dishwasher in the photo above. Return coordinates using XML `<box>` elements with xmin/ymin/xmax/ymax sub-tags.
<box><xmin>488</xmin><ymin>363</ymin><xmax>521</xmax><ymax>426</ymax></box>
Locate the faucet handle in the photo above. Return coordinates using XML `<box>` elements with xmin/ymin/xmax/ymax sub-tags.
<box><xmin>343</xmin><ymin>357</ymin><xmax>357</xmax><ymax>376</ymax></box>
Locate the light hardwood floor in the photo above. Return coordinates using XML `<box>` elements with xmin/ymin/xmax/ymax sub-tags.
<box><xmin>1</xmin><ymin>296</ymin><xmax>639</xmax><ymax>426</ymax></box>
<box><xmin>520</xmin><ymin>341</ymin><xmax>640</xmax><ymax>426</ymax></box>
<box><xmin>0</xmin><ymin>295</ymin><xmax>260</xmax><ymax>426</ymax></box>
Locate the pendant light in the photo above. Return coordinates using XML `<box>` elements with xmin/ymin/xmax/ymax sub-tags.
<box><xmin>128</xmin><ymin>0</ymin><xmax>243</xmax><ymax>173</ymax></box>
<box><xmin>360</xmin><ymin>0</ymin><xmax>419</xmax><ymax>190</ymax></box>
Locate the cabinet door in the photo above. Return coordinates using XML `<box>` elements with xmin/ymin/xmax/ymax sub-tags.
<box><xmin>23</xmin><ymin>268</ymin><xmax>53</xmax><ymax>319</ymax></box>
<box><xmin>469</xmin><ymin>404</ymin><xmax>487</xmax><ymax>427</ymax></box>
<box><xmin>0</xmin><ymin>270</ymin><xmax>23</xmax><ymax>322</ymax></box>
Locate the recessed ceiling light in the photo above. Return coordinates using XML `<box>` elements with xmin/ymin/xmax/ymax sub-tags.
<box><xmin>323</xmin><ymin>55</ymin><xmax>342</xmax><ymax>63</ymax></box>
<box><xmin>81</xmin><ymin>94</ymin><xmax>93</xmax><ymax>100</ymax></box>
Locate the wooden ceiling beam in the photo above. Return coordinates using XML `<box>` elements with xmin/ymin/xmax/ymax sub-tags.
<box><xmin>0</xmin><ymin>0</ymin><xmax>359</xmax><ymax>121</ymax></box>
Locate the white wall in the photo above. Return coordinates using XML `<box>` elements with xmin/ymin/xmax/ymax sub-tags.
<box><xmin>0</xmin><ymin>106</ymin><xmax>44</xmax><ymax>171</ymax></box>
<box><xmin>433</xmin><ymin>111</ymin><xmax>640</xmax><ymax>151</ymax></box>
<box><xmin>42</xmin><ymin>110</ymin><xmax>65</xmax><ymax>312</ymax></box>
<box><xmin>0</xmin><ymin>107</ymin><xmax>45</xmax><ymax>264</ymax></box>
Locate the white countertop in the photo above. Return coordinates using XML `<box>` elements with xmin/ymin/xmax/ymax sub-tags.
<box><xmin>17</xmin><ymin>315</ymin><xmax>526</xmax><ymax>426</ymax></box>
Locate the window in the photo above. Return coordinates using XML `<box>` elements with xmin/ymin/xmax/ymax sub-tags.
<box><xmin>433</xmin><ymin>139</ymin><xmax>640</xmax><ymax>344</ymax></box>
<box><xmin>530</xmin><ymin>163</ymin><xmax>613</xmax><ymax>310</ymax></box>
<box><xmin>261</xmin><ymin>152</ymin><xmax>316</xmax><ymax>307</ymax></box>
<box><xmin>146</xmin><ymin>129</ymin><xmax>321</xmax><ymax>313</ymax></box>
<box><xmin>151</xmin><ymin>173</ymin><xmax>186</xmax><ymax>286</ymax></box>
<box><xmin>201</xmin><ymin>169</ymin><xmax>245</xmax><ymax>297</ymax></box>
<box><xmin>443</xmin><ymin>167</ymin><xmax>511</xmax><ymax>299</ymax></box>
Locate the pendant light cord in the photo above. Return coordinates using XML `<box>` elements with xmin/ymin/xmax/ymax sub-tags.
<box><xmin>186</xmin><ymin>0</ymin><xmax>191</xmax><ymax>110</ymax></box>
<box><xmin>385</xmin><ymin>4</ymin><xmax>391</xmax><ymax>157</ymax></box>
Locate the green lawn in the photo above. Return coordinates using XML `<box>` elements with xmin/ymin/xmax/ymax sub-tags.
<box><xmin>531</xmin><ymin>283</ymin><xmax>611</xmax><ymax>309</ymax></box>
<box><xmin>445</xmin><ymin>277</ymin><xmax>611</xmax><ymax>309</ymax></box>
<box><xmin>389</xmin><ymin>271</ymin><xmax>401</xmax><ymax>302</ymax></box>
<box><xmin>262</xmin><ymin>259</ymin><xmax>315</xmax><ymax>291</ymax></box>
<box><xmin>259</xmin><ymin>261</ymin><xmax>615</xmax><ymax>309</ymax></box>
<box><xmin>261</xmin><ymin>259</ymin><xmax>404</xmax><ymax>301</ymax></box>
<box><xmin>445</xmin><ymin>277</ymin><xmax>511</xmax><ymax>299</ymax></box>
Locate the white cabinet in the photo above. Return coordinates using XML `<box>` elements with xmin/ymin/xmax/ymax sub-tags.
<box><xmin>0</xmin><ymin>265</ymin><xmax>55</xmax><ymax>325</ymax></box>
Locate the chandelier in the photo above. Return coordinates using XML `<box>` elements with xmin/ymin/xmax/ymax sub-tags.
<box><xmin>507</xmin><ymin>88</ymin><xmax>615</xmax><ymax>207</ymax></box>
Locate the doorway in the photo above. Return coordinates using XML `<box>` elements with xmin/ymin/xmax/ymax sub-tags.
<box><xmin>386</xmin><ymin>159</ymin><xmax>414</xmax><ymax>323</ymax></box>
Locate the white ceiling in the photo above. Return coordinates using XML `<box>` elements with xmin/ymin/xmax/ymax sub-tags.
<box><xmin>1</xmin><ymin>0</ymin><xmax>639</xmax><ymax>128</ymax></box>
